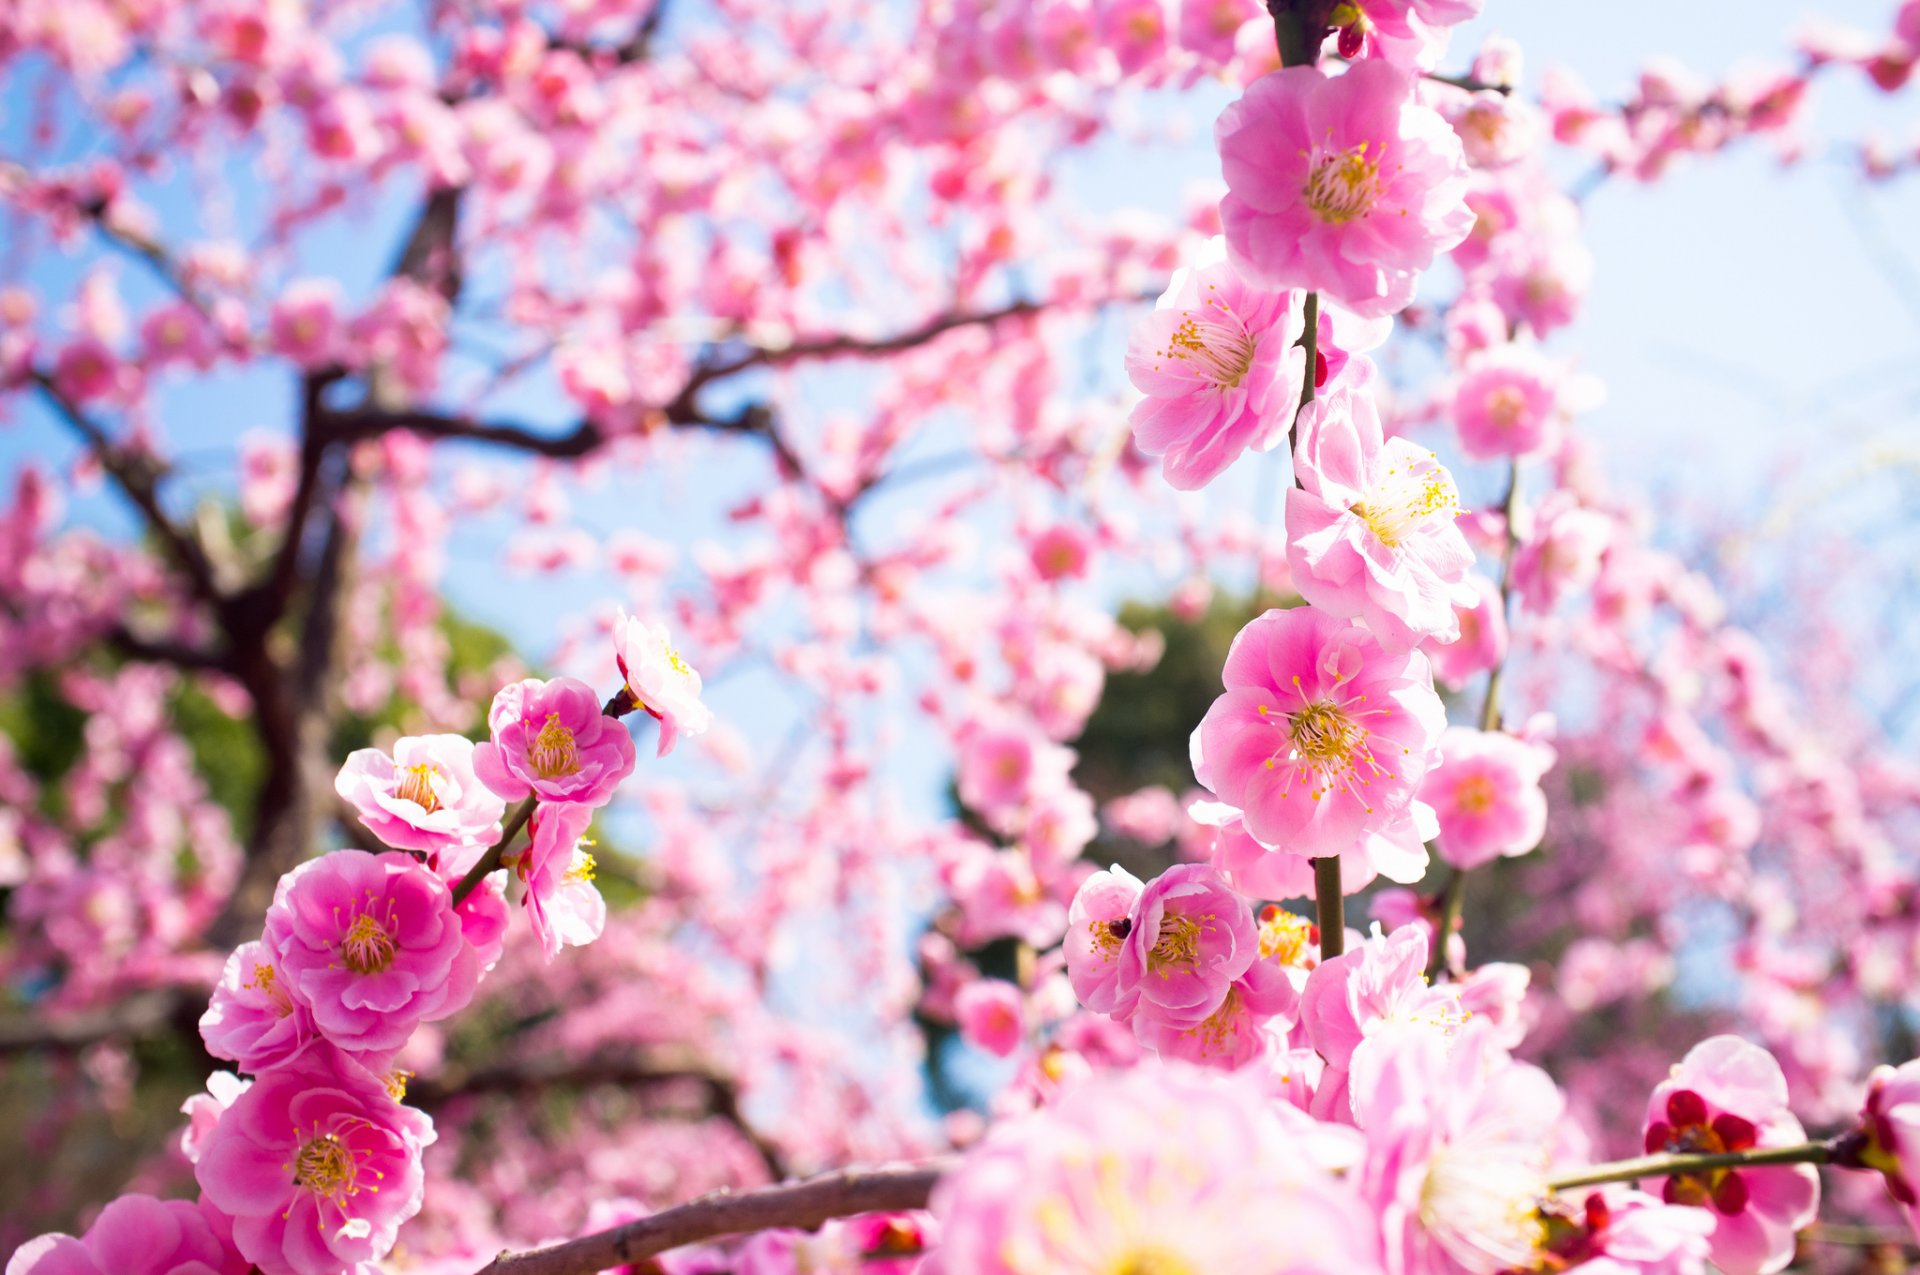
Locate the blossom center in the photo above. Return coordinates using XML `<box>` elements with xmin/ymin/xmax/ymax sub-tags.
<box><xmin>1109</xmin><ymin>1248</ymin><xmax>1197</xmax><ymax>1275</ymax></box>
<box><xmin>1645</xmin><ymin>1089</ymin><xmax>1758</xmax><ymax>1212</ymax></box>
<box><xmin>1304</xmin><ymin>142</ymin><xmax>1384</xmax><ymax>224</ymax></box>
<box><xmin>340</xmin><ymin>910</ymin><xmax>398</xmax><ymax>975</ymax></box>
<box><xmin>1350</xmin><ymin>456</ymin><xmax>1462</xmax><ymax>549</ymax></box>
<box><xmin>293</xmin><ymin>1132</ymin><xmax>362</xmax><ymax>1205</ymax></box>
<box><xmin>1485</xmin><ymin>385</ymin><xmax>1528</xmax><ymax>428</ymax></box>
<box><xmin>1418</xmin><ymin>1141</ymin><xmax>1549</xmax><ymax>1275</ymax></box>
<box><xmin>529</xmin><ymin>713</ymin><xmax>582</xmax><ymax>779</ymax></box>
<box><xmin>1288</xmin><ymin>701</ymin><xmax>1365</xmax><ymax>768</ymax></box>
<box><xmin>565</xmin><ymin>850</ymin><xmax>598</xmax><ymax>884</ymax></box>
<box><xmin>245</xmin><ymin>961</ymin><xmax>295</xmax><ymax>1016</ymax></box>
<box><xmin>1258</xmin><ymin>904</ymin><xmax>1315</xmax><ymax>965</ymax></box>
<box><xmin>394</xmin><ymin>763</ymin><xmax>441</xmax><ymax>814</ymax></box>
<box><xmin>1162</xmin><ymin>310</ymin><xmax>1257</xmax><ymax>389</ymax></box>
<box><xmin>1147</xmin><ymin>913</ymin><xmax>1206</xmax><ymax>975</ymax></box>
<box><xmin>1454</xmin><ymin>773</ymin><xmax>1498</xmax><ymax>815</ymax></box>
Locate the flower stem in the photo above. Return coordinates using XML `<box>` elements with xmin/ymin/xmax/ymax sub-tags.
<box><xmin>1313</xmin><ymin>856</ymin><xmax>1344</xmax><ymax>958</ymax></box>
<box><xmin>1547</xmin><ymin>1141</ymin><xmax>1833</xmax><ymax>1192</ymax></box>
<box><xmin>451</xmin><ymin>794</ymin><xmax>536</xmax><ymax>907</ymax></box>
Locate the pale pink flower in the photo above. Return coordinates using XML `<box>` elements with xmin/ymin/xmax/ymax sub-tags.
<box><xmin>1513</xmin><ymin>495</ymin><xmax>1612</xmax><ymax>614</ymax></box>
<box><xmin>1354</xmin><ymin>1023</ymin><xmax>1563</xmax><ymax>1275</ymax></box>
<box><xmin>955</xmin><ymin>980</ymin><xmax>1026</xmax><ymax>1058</ymax></box>
<box><xmin>195</xmin><ymin>1047</ymin><xmax>434</xmax><ymax>1275</ymax></box>
<box><xmin>6</xmin><ymin>1195</ymin><xmax>245</xmax><ymax>1275</ymax></box>
<box><xmin>1300</xmin><ymin>922</ymin><xmax>1467</xmax><ymax>1122</ymax></box>
<box><xmin>512</xmin><ymin>801</ymin><xmax>607</xmax><ymax>961</ymax></box>
<box><xmin>1856</xmin><ymin>1060</ymin><xmax>1920</xmax><ymax>1237</ymax></box>
<box><xmin>1419</xmin><ymin>726</ymin><xmax>1554</xmax><ymax>870</ymax></box>
<box><xmin>948</xmin><ymin>844</ymin><xmax>1067</xmax><ymax>948</ymax></box>
<box><xmin>263</xmin><ymin>850</ymin><xmax>481</xmax><ymax>1057</ymax></box>
<box><xmin>1538</xmin><ymin>1189</ymin><xmax>1716</xmax><ymax>1275</ymax></box>
<box><xmin>1451</xmin><ymin>344</ymin><xmax>1562</xmax><ymax>458</ymax></box>
<box><xmin>1286</xmin><ymin>369</ymin><xmax>1477</xmax><ymax>648</ymax></box>
<box><xmin>199</xmin><ymin>938</ymin><xmax>315</xmax><ymax>1073</ymax></box>
<box><xmin>612</xmin><ymin>609</ymin><xmax>712</xmax><ymax>756</ymax></box>
<box><xmin>1339</xmin><ymin>0</ymin><xmax>1482</xmax><ymax>71</ymax></box>
<box><xmin>267</xmin><ymin>279</ymin><xmax>345</xmax><ymax>370</ymax></box>
<box><xmin>180</xmin><ymin>1072</ymin><xmax>250</xmax><ymax>1166</ymax></box>
<box><xmin>928</xmin><ymin>1062</ymin><xmax>1386</xmax><ymax>1274</ymax></box>
<box><xmin>1421</xmin><ymin>572</ymin><xmax>1508</xmax><ymax>689</ymax></box>
<box><xmin>1124</xmin><ymin>240</ymin><xmax>1304</xmax><ymax>490</ymax></box>
<box><xmin>335</xmin><ymin>734</ymin><xmax>505</xmax><ymax>856</ymax></box>
<box><xmin>473</xmin><ymin>676</ymin><xmax>636</xmax><ymax>807</ymax></box>
<box><xmin>954</xmin><ymin>716</ymin><xmax>1076</xmax><ymax>833</ymax></box>
<box><xmin>1063</xmin><ymin>865</ymin><xmax>1144</xmax><ymax>1016</ymax></box>
<box><xmin>1191</xmin><ymin>606</ymin><xmax>1446</xmax><ymax>875</ymax></box>
<box><xmin>1640</xmin><ymin>1036</ymin><xmax>1820</xmax><ymax>1275</ymax></box>
<box><xmin>1217</xmin><ymin>60</ymin><xmax>1473</xmax><ymax>318</ymax></box>
<box><xmin>1114</xmin><ymin>864</ymin><xmax>1258</xmax><ymax>1027</ymax></box>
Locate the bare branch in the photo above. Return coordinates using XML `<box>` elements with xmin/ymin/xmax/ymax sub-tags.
<box><xmin>107</xmin><ymin>622</ymin><xmax>230</xmax><ymax>673</ymax></box>
<box><xmin>472</xmin><ymin>1160</ymin><xmax>954</xmax><ymax>1275</ymax></box>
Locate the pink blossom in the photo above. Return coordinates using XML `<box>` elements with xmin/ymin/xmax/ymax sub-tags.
<box><xmin>180</xmin><ymin>1072</ymin><xmax>250</xmax><ymax>1166</ymax></box>
<box><xmin>1286</xmin><ymin>369</ymin><xmax>1477</xmax><ymax>648</ymax></box>
<box><xmin>513</xmin><ymin>801</ymin><xmax>608</xmax><ymax>961</ymax></box>
<box><xmin>1421</xmin><ymin>572</ymin><xmax>1508</xmax><ymax>689</ymax></box>
<box><xmin>955</xmin><ymin>980</ymin><xmax>1026</xmax><ymax>1058</ymax></box>
<box><xmin>267</xmin><ymin>279</ymin><xmax>346</xmax><ymax>370</ymax></box>
<box><xmin>1300</xmin><ymin>923</ymin><xmax>1467</xmax><ymax>1121</ymax></box>
<box><xmin>954</xmin><ymin>716</ymin><xmax>1076</xmax><ymax>833</ymax></box>
<box><xmin>1191</xmin><ymin>606</ymin><xmax>1446</xmax><ymax>875</ymax></box>
<box><xmin>1339</xmin><ymin>0</ymin><xmax>1483</xmax><ymax>71</ymax></box>
<box><xmin>195</xmin><ymin>1047</ymin><xmax>434</xmax><ymax>1275</ymax></box>
<box><xmin>1513</xmin><ymin>495</ymin><xmax>1613</xmax><ymax>614</ymax></box>
<box><xmin>1217</xmin><ymin>60</ymin><xmax>1473</xmax><ymax>318</ymax></box>
<box><xmin>1114</xmin><ymin>864</ymin><xmax>1258</xmax><ymax>1026</ymax></box>
<box><xmin>335</xmin><ymin>737</ymin><xmax>502</xmax><ymax>863</ymax></box>
<box><xmin>1063</xmin><ymin>865</ymin><xmax>1144</xmax><ymax>1016</ymax></box>
<box><xmin>263</xmin><ymin>850</ymin><xmax>481</xmax><ymax>1057</ymax></box>
<box><xmin>199</xmin><ymin>938</ymin><xmax>315</xmax><ymax>1072</ymax></box>
<box><xmin>1539</xmin><ymin>1189</ymin><xmax>1717</xmax><ymax>1275</ymax></box>
<box><xmin>473</xmin><ymin>676</ymin><xmax>636</xmax><ymax>807</ymax></box>
<box><xmin>6</xmin><ymin>1195</ymin><xmax>245</xmax><ymax>1275</ymax></box>
<box><xmin>1640</xmin><ymin>1036</ymin><xmax>1820</xmax><ymax>1275</ymax></box>
<box><xmin>1354</xmin><ymin>1023</ymin><xmax>1564</xmax><ymax>1275</ymax></box>
<box><xmin>928</xmin><ymin>1062</ymin><xmax>1385</xmax><ymax>1274</ymax></box>
<box><xmin>1857</xmin><ymin>1060</ymin><xmax>1920</xmax><ymax>1237</ymax></box>
<box><xmin>612</xmin><ymin>610</ymin><xmax>712</xmax><ymax>756</ymax></box>
<box><xmin>1451</xmin><ymin>344</ymin><xmax>1562</xmax><ymax>458</ymax></box>
<box><xmin>1027</xmin><ymin>523</ymin><xmax>1092</xmax><ymax>581</ymax></box>
<box><xmin>1419</xmin><ymin>726</ymin><xmax>1554</xmax><ymax>870</ymax></box>
<box><xmin>1123</xmin><ymin>240</ymin><xmax>1304</xmax><ymax>490</ymax></box>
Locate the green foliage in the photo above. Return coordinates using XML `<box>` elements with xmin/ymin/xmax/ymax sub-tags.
<box><xmin>0</xmin><ymin>671</ymin><xmax>90</xmax><ymax>818</ymax></box>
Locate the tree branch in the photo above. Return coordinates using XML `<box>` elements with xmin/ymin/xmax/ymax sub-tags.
<box><xmin>472</xmin><ymin>1161</ymin><xmax>954</xmax><ymax>1275</ymax></box>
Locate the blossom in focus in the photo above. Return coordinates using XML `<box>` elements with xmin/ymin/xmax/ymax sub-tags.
<box><xmin>1063</xmin><ymin>864</ymin><xmax>1145</xmax><ymax>1016</ymax></box>
<box><xmin>335</xmin><ymin>734</ymin><xmax>505</xmax><ymax>856</ymax></box>
<box><xmin>927</xmin><ymin>1062</ymin><xmax>1386</xmax><ymax>1274</ymax></box>
<box><xmin>474</xmin><ymin>676</ymin><xmax>636</xmax><ymax>807</ymax></box>
<box><xmin>6</xmin><ymin>1194</ymin><xmax>246</xmax><ymax>1275</ymax></box>
<box><xmin>1286</xmin><ymin>368</ymin><xmax>1477</xmax><ymax>648</ymax></box>
<box><xmin>513</xmin><ymin>800</ymin><xmax>608</xmax><ymax>961</ymax></box>
<box><xmin>263</xmin><ymin>850</ymin><xmax>481</xmax><ymax>1057</ymax></box>
<box><xmin>1217</xmin><ymin>60</ymin><xmax>1473</xmax><ymax>318</ymax></box>
<box><xmin>1418</xmin><ymin>725</ymin><xmax>1554</xmax><ymax>870</ymax></box>
<box><xmin>195</xmin><ymin>1047</ymin><xmax>435</xmax><ymax>1275</ymax></box>
<box><xmin>199</xmin><ymin>938</ymin><xmax>316</xmax><ymax>1073</ymax></box>
<box><xmin>612</xmin><ymin>609</ymin><xmax>712</xmax><ymax>756</ymax></box>
<box><xmin>1113</xmin><ymin>863</ymin><xmax>1258</xmax><ymax>1027</ymax></box>
<box><xmin>1300</xmin><ymin>923</ymin><xmax>1468</xmax><ymax>1122</ymax></box>
<box><xmin>1123</xmin><ymin>240</ymin><xmax>1304</xmax><ymax>490</ymax></box>
<box><xmin>1191</xmin><ymin>606</ymin><xmax>1446</xmax><ymax>878</ymax></box>
<box><xmin>1639</xmin><ymin>1036</ymin><xmax>1819</xmax><ymax>1275</ymax></box>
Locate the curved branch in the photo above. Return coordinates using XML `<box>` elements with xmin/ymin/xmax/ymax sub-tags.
<box><xmin>472</xmin><ymin>1160</ymin><xmax>954</xmax><ymax>1275</ymax></box>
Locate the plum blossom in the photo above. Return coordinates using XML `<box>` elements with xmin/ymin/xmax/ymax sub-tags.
<box><xmin>511</xmin><ymin>801</ymin><xmax>608</xmax><ymax>960</ymax></box>
<box><xmin>1301</xmin><ymin>923</ymin><xmax>1468</xmax><ymax>1122</ymax></box>
<box><xmin>195</xmin><ymin>1047</ymin><xmax>435</xmax><ymax>1275</ymax></box>
<box><xmin>1855</xmin><ymin>1060</ymin><xmax>1920</xmax><ymax>1236</ymax></box>
<box><xmin>1451</xmin><ymin>343</ymin><xmax>1563</xmax><ymax>458</ymax></box>
<box><xmin>1286</xmin><ymin>367</ymin><xmax>1477</xmax><ymax>648</ymax></box>
<box><xmin>612</xmin><ymin>609</ymin><xmax>712</xmax><ymax>756</ymax></box>
<box><xmin>200</xmin><ymin>938</ymin><xmax>316</xmax><ymax>1073</ymax></box>
<box><xmin>6</xmin><ymin>1194</ymin><xmax>245</xmax><ymax>1275</ymax></box>
<box><xmin>1513</xmin><ymin>495</ymin><xmax>1613</xmax><ymax>613</ymax></box>
<box><xmin>1192</xmin><ymin>606</ymin><xmax>1446</xmax><ymax>877</ymax></box>
<box><xmin>1123</xmin><ymin>239</ymin><xmax>1304</xmax><ymax>490</ymax></box>
<box><xmin>335</xmin><ymin>734</ymin><xmax>505</xmax><ymax>856</ymax></box>
<box><xmin>928</xmin><ymin>1062</ymin><xmax>1385</xmax><ymax>1274</ymax></box>
<box><xmin>1421</xmin><ymin>572</ymin><xmax>1508</xmax><ymax>689</ymax></box>
<box><xmin>1419</xmin><ymin>726</ymin><xmax>1555</xmax><ymax>870</ymax></box>
<box><xmin>955</xmin><ymin>980</ymin><xmax>1026</xmax><ymax>1058</ymax></box>
<box><xmin>473</xmin><ymin>676</ymin><xmax>636</xmax><ymax>807</ymax></box>
<box><xmin>1217</xmin><ymin>60</ymin><xmax>1473</xmax><ymax>318</ymax></box>
<box><xmin>1533</xmin><ymin>1189</ymin><xmax>1716</xmax><ymax>1275</ymax></box>
<box><xmin>1640</xmin><ymin>1036</ymin><xmax>1819</xmax><ymax>1275</ymax></box>
<box><xmin>1063</xmin><ymin>865</ymin><xmax>1144</xmax><ymax>1016</ymax></box>
<box><xmin>263</xmin><ymin>850</ymin><xmax>481</xmax><ymax>1057</ymax></box>
<box><xmin>1113</xmin><ymin>863</ymin><xmax>1258</xmax><ymax>1027</ymax></box>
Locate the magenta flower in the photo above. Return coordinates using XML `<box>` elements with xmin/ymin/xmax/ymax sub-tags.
<box><xmin>263</xmin><ymin>850</ymin><xmax>481</xmax><ymax>1057</ymax></box>
<box><xmin>334</xmin><ymin>734</ymin><xmax>505</xmax><ymax>856</ymax></box>
<box><xmin>1063</xmin><ymin>864</ymin><xmax>1144</xmax><ymax>1016</ymax></box>
<box><xmin>1217</xmin><ymin>60</ymin><xmax>1473</xmax><ymax>319</ymax></box>
<box><xmin>194</xmin><ymin>1047</ymin><xmax>434</xmax><ymax>1275</ymax></box>
<box><xmin>1124</xmin><ymin>240</ymin><xmax>1304</xmax><ymax>490</ymax></box>
<box><xmin>513</xmin><ymin>801</ymin><xmax>608</xmax><ymax>961</ymax></box>
<box><xmin>954</xmin><ymin>980</ymin><xmax>1026</xmax><ymax>1058</ymax></box>
<box><xmin>1113</xmin><ymin>864</ymin><xmax>1258</xmax><ymax>1027</ymax></box>
<box><xmin>7</xmin><ymin>1194</ymin><xmax>245</xmax><ymax>1275</ymax></box>
<box><xmin>473</xmin><ymin>676</ymin><xmax>636</xmax><ymax>807</ymax></box>
<box><xmin>199</xmin><ymin>939</ymin><xmax>316</xmax><ymax>1073</ymax></box>
<box><xmin>1857</xmin><ymin>1060</ymin><xmax>1920</xmax><ymax>1238</ymax></box>
<box><xmin>1451</xmin><ymin>344</ymin><xmax>1563</xmax><ymax>459</ymax></box>
<box><xmin>612</xmin><ymin>609</ymin><xmax>712</xmax><ymax>756</ymax></box>
<box><xmin>1419</xmin><ymin>726</ymin><xmax>1554</xmax><ymax>870</ymax></box>
<box><xmin>1191</xmin><ymin>606</ymin><xmax>1446</xmax><ymax>873</ymax></box>
<box><xmin>929</xmin><ymin>1062</ymin><xmax>1386</xmax><ymax>1274</ymax></box>
<box><xmin>1641</xmin><ymin>1036</ymin><xmax>1820</xmax><ymax>1275</ymax></box>
<box><xmin>1285</xmin><ymin>370</ymin><xmax>1477</xmax><ymax>649</ymax></box>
